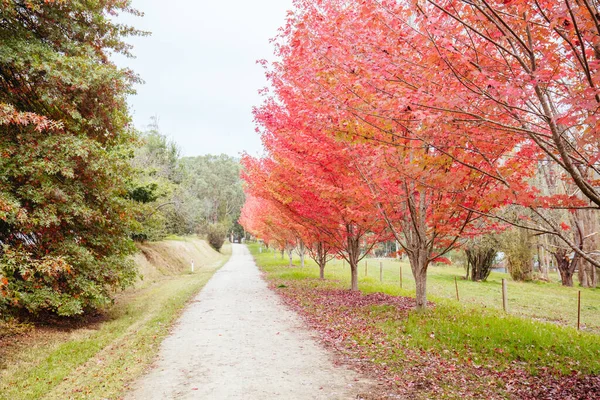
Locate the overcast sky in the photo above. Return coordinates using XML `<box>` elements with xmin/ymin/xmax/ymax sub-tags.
<box><xmin>114</xmin><ymin>0</ymin><xmax>293</xmax><ymax>158</ymax></box>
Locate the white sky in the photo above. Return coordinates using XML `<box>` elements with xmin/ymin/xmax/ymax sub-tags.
<box><xmin>114</xmin><ymin>0</ymin><xmax>293</xmax><ymax>157</ymax></box>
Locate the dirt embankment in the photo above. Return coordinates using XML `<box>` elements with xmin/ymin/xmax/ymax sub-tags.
<box><xmin>133</xmin><ymin>238</ymin><xmax>225</xmax><ymax>284</ymax></box>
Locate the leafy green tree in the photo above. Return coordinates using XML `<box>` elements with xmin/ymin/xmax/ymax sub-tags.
<box><xmin>0</xmin><ymin>1</ymin><xmax>143</xmax><ymax>317</ymax></box>
<box><xmin>131</xmin><ymin>117</ymin><xmax>181</xmax><ymax>183</ymax></box>
<box><xmin>180</xmin><ymin>155</ymin><xmax>245</xmax><ymax>232</ymax></box>
<box><xmin>129</xmin><ymin>118</ymin><xmax>183</xmax><ymax>241</ymax></box>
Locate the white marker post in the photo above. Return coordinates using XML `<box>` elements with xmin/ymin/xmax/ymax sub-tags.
<box><xmin>191</xmin><ymin>260</ymin><xmax>195</xmax><ymax>273</ymax></box>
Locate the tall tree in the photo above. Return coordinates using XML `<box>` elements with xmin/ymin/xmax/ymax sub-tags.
<box><xmin>129</xmin><ymin>118</ymin><xmax>184</xmax><ymax>241</ymax></box>
<box><xmin>251</xmin><ymin>3</ymin><xmax>531</xmax><ymax>307</ymax></box>
<box><xmin>356</xmin><ymin>143</ymin><xmax>511</xmax><ymax>308</ymax></box>
<box><xmin>265</xmin><ymin>0</ymin><xmax>600</xmax><ymax>268</ymax></box>
<box><xmin>0</xmin><ymin>1</ymin><xmax>143</xmax><ymax>317</ymax></box>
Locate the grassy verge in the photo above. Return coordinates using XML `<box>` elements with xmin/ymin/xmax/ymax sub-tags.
<box><xmin>0</xmin><ymin>239</ymin><xmax>230</xmax><ymax>400</ymax></box>
<box><xmin>264</xmin><ymin>247</ymin><xmax>600</xmax><ymax>332</ymax></box>
<box><xmin>250</xmin><ymin>243</ymin><xmax>600</xmax><ymax>399</ymax></box>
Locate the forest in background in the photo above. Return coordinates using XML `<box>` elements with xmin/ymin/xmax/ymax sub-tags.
<box><xmin>130</xmin><ymin>117</ymin><xmax>245</xmax><ymax>245</ymax></box>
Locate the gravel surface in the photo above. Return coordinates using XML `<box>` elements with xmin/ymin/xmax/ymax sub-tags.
<box><xmin>126</xmin><ymin>244</ymin><xmax>374</xmax><ymax>399</ymax></box>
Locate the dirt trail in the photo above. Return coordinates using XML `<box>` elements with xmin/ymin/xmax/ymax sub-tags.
<box><xmin>126</xmin><ymin>244</ymin><xmax>373</xmax><ymax>399</ymax></box>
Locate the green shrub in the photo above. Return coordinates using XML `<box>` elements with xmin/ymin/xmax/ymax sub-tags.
<box><xmin>207</xmin><ymin>224</ymin><xmax>228</xmax><ymax>252</ymax></box>
<box><xmin>501</xmin><ymin>228</ymin><xmax>533</xmax><ymax>281</ymax></box>
<box><xmin>0</xmin><ymin>244</ymin><xmax>136</xmax><ymax>317</ymax></box>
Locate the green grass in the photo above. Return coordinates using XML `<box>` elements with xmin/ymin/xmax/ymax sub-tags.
<box><xmin>250</xmin><ymin>243</ymin><xmax>600</xmax><ymax>376</ymax></box>
<box><xmin>0</xmin><ymin>241</ymin><xmax>230</xmax><ymax>400</ymax></box>
<box><xmin>255</xmin><ymin>245</ymin><xmax>600</xmax><ymax>332</ymax></box>
<box><xmin>372</xmin><ymin>300</ymin><xmax>599</xmax><ymax>375</ymax></box>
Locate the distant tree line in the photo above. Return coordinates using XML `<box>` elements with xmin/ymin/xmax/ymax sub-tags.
<box><xmin>129</xmin><ymin>117</ymin><xmax>245</xmax><ymax>246</ymax></box>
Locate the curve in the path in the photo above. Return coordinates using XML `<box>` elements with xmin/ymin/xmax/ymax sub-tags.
<box><xmin>126</xmin><ymin>244</ymin><xmax>373</xmax><ymax>400</ymax></box>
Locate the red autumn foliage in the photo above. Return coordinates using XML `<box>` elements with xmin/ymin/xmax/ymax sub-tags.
<box><xmin>241</xmin><ymin>131</ymin><xmax>391</xmax><ymax>291</ymax></box>
<box><xmin>432</xmin><ymin>257</ymin><xmax>452</xmax><ymax>265</ymax></box>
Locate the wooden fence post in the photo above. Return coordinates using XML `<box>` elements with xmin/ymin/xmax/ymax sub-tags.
<box><xmin>454</xmin><ymin>277</ymin><xmax>459</xmax><ymax>301</ymax></box>
<box><xmin>502</xmin><ymin>279</ymin><xmax>508</xmax><ymax>312</ymax></box>
<box><xmin>578</xmin><ymin>290</ymin><xmax>581</xmax><ymax>331</ymax></box>
<box><xmin>399</xmin><ymin>265</ymin><xmax>403</xmax><ymax>289</ymax></box>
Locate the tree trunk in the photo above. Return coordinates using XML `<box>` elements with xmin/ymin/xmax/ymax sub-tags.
<box><xmin>579</xmin><ymin>263</ymin><xmax>588</xmax><ymax>287</ymax></box>
<box><xmin>554</xmin><ymin>249</ymin><xmax>577</xmax><ymax>287</ymax></box>
<box><xmin>575</xmin><ymin>204</ymin><xmax>599</xmax><ymax>288</ymax></box>
<box><xmin>465</xmin><ymin>246</ymin><xmax>496</xmax><ymax>281</ymax></box>
<box><xmin>344</xmin><ymin>224</ymin><xmax>361</xmax><ymax>291</ymax></box>
<box><xmin>578</xmin><ymin>208</ymin><xmax>598</xmax><ymax>288</ymax></box>
<box><xmin>318</xmin><ymin>245</ymin><xmax>326</xmax><ymax>279</ymax></box>
<box><xmin>350</xmin><ymin>261</ymin><xmax>358</xmax><ymax>291</ymax></box>
<box><xmin>579</xmin><ymin>261</ymin><xmax>598</xmax><ymax>288</ymax></box>
<box><xmin>309</xmin><ymin>241</ymin><xmax>329</xmax><ymax>280</ymax></box>
<box><xmin>298</xmin><ymin>241</ymin><xmax>305</xmax><ymax>267</ymax></box>
<box><xmin>414</xmin><ymin>263</ymin><xmax>428</xmax><ymax>310</ymax></box>
<box><xmin>560</xmin><ymin>269</ymin><xmax>574</xmax><ymax>286</ymax></box>
<box><xmin>408</xmin><ymin>248</ymin><xmax>429</xmax><ymax>310</ymax></box>
<box><xmin>400</xmin><ymin>186</ymin><xmax>431</xmax><ymax>309</ymax></box>
<box><xmin>541</xmin><ymin>242</ymin><xmax>550</xmax><ymax>280</ymax></box>
<box><xmin>286</xmin><ymin>247</ymin><xmax>293</xmax><ymax>267</ymax></box>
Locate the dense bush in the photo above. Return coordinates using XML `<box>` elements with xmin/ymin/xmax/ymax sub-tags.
<box><xmin>464</xmin><ymin>236</ymin><xmax>498</xmax><ymax>282</ymax></box>
<box><xmin>207</xmin><ymin>224</ymin><xmax>228</xmax><ymax>252</ymax></box>
<box><xmin>501</xmin><ymin>228</ymin><xmax>533</xmax><ymax>282</ymax></box>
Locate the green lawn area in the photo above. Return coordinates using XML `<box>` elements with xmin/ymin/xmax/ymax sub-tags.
<box><xmin>256</xmin><ymin>245</ymin><xmax>600</xmax><ymax>333</ymax></box>
<box><xmin>250</xmin><ymin>242</ymin><xmax>600</xmax><ymax>399</ymax></box>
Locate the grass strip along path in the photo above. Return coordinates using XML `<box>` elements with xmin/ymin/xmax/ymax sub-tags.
<box><xmin>250</xmin><ymin>243</ymin><xmax>600</xmax><ymax>399</ymax></box>
<box><xmin>0</xmin><ymin>238</ymin><xmax>230</xmax><ymax>400</ymax></box>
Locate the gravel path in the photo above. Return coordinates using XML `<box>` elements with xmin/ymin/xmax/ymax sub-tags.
<box><xmin>126</xmin><ymin>244</ymin><xmax>373</xmax><ymax>399</ymax></box>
